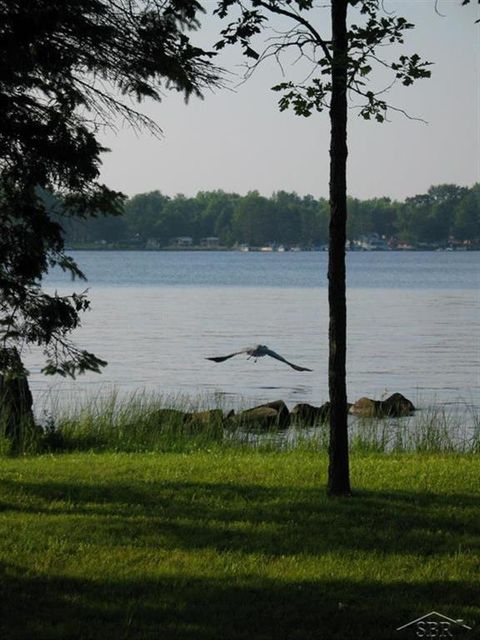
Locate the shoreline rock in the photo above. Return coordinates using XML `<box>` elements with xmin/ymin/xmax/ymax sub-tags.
<box><xmin>349</xmin><ymin>393</ymin><xmax>415</xmax><ymax>418</ymax></box>
<box><xmin>227</xmin><ymin>400</ymin><xmax>290</xmax><ymax>430</ymax></box>
<box><xmin>152</xmin><ymin>392</ymin><xmax>416</xmax><ymax>436</ymax></box>
<box><xmin>291</xmin><ymin>402</ymin><xmax>331</xmax><ymax>426</ymax></box>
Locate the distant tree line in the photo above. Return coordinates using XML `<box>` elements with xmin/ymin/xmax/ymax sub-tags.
<box><xmin>59</xmin><ymin>183</ymin><xmax>479</xmax><ymax>247</ymax></box>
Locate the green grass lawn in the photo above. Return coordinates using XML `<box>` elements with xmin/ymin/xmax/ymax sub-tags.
<box><xmin>0</xmin><ymin>450</ymin><xmax>478</xmax><ymax>639</ymax></box>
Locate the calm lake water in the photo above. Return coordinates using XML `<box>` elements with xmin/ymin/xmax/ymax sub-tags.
<box><xmin>26</xmin><ymin>251</ymin><xmax>479</xmax><ymax>418</ymax></box>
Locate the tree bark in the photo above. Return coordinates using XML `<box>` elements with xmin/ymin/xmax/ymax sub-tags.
<box><xmin>0</xmin><ymin>348</ymin><xmax>35</xmax><ymax>450</ymax></box>
<box><xmin>327</xmin><ymin>0</ymin><xmax>351</xmax><ymax>496</ymax></box>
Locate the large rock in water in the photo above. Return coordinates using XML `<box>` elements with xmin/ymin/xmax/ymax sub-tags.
<box><xmin>291</xmin><ymin>402</ymin><xmax>330</xmax><ymax>426</ymax></box>
<box><xmin>183</xmin><ymin>409</ymin><xmax>224</xmax><ymax>437</ymax></box>
<box><xmin>349</xmin><ymin>393</ymin><xmax>415</xmax><ymax>418</ymax></box>
<box><xmin>154</xmin><ymin>408</ymin><xmax>224</xmax><ymax>438</ymax></box>
<box><xmin>230</xmin><ymin>400</ymin><xmax>290</xmax><ymax>430</ymax></box>
<box><xmin>349</xmin><ymin>397</ymin><xmax>380</xmax><ymax>417</ymax></box>
<box><xmin>380</xmin><ymin>393</ymin><xmax>415</xmax><ymax>417</ymax></box>
<box><xmin>152</xmin><ymin>408</ymin><xmax>186</xmax><ymax>426</ymax></box>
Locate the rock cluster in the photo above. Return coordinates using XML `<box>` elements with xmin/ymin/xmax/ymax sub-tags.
<box><xmin>152</xmin><ymin>392</ymin><xmax>416</xmax><ymax>434</ymax></box>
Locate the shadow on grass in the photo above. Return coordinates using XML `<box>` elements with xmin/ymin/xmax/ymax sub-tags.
<box><xmin>1</xmin><ymin>476</ymin><xmax>479</xmax><ymax>639</ymax></box>
<box><xmin>1</xmin><ymin>478</ymin><xmax>479</xmax><ymax>560</ymax></box>
<box><xmin>0</xmin><ymin>561</ymin><xmax>477</xmax><ymax>640</ymax></box>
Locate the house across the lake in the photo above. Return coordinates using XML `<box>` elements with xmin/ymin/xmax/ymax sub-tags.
<box><xmin>354</xmin><ymin>233</ymin><xmax>389</xmax><ymax>251</ymax></box>
<box><xmin>200</xmin><ymin>236</ymin><xmax>220</xmax><ymax>248</ymax></box>
<box><xmin>171</xmin><ymin>236</ymin><xmax>193</xmax><ymax>248</ymax></box>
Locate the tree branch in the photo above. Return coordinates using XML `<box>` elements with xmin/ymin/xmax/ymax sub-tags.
<box><xmin>254</xmin><ymin>0</ymin><xmax>332</xmax><ymax>63</ymax></box>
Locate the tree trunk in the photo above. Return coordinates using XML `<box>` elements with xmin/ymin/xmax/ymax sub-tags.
<box><xmin>0</xmin><ymin>348</ymin><xmax>35</xmax><ymax>451</ymax></box>
<box><xmin>327</xmin><ymin>0</ymin><xmax>351</xmax><ymax>496</ymax></box>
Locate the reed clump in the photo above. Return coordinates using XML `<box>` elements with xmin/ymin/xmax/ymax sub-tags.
<box><xmin>43</xmin><ymin>390</ymin><xmax>226</xmax><ymax>453</ymax></box>
<box><xmin>349</xmin><ymin>404</ymin><xmax>479</xmax><ymax>454</ymax></box>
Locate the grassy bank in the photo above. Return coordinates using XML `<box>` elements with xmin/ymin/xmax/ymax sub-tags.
<box><xmin>4</xmin><ymin>390</ymin><xmax>478</xmax><ymax>455</ymax></box>
<box><xmin>0</xmin><ymin>450</ymin><xmax>478</xmax><ymax>639</ymax></box>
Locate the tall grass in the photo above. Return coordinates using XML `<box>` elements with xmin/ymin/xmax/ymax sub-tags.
<box><xmin>349</xmin><ymin>404</ymin><xmax>480</xmax><ymax>454</ymax></box>
<box><xmin>47</xmin><ymin>390</ymin><xmax>226</xmax><ymax>453</ymax></box>
<box><xmin>3</xmin><ymin>389</ymin><xmax>479</xmax><ymax>455</ymax></box>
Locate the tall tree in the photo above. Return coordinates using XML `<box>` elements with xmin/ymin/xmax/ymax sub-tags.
<box><xmin>454</xmin><ymin>184</ymin><xmax>480</xmax><ymax>241</ymax></box>
<box><xmin>214</xmin><ymin>0</ymin><xmax>431</xmax><ymax>494</ymax></box>
<box><xmin>124</xmin><ymin>191</ymin><xmax>172</xmax><ymax>241</ymax></box>
<box><xmin>328</xmin><ymin>0</ymin><xmax>350</xmax><ymax>494</ymax></box>
<box><xmin>0</xmin><ymin>0</ymin><xmax>220</xmax><ymax>383</ymax></box>
<box><xmin>0</xmin><ymin>0</ymin><xmax>221</xmax><ymax>448</ymax></box>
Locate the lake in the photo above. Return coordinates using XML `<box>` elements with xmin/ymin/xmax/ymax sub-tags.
<box><xmin>26</xmin><ymin>250</ymin><xmax>479</xmax><ymax>420</ymax></box>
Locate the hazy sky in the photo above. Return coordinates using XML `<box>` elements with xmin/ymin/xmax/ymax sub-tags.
<box><xmin>98</xmin><ymin>1</ymin><xmax>479</xmax><ymax>201</ymax></box>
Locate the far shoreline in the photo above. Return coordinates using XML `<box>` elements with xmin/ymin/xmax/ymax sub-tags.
<box><xmin>65</xmin><ymin>245</ymin><xmax>480</xmax><ymax>252</ymax></box>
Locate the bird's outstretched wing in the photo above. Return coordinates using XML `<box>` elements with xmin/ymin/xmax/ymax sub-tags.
<box><xmin>263</xmin><ymin>347</ymin><xmax>312</xmax><ymax>371</ymax></box>
<box><xmin>206</xmin><ymin>348</ymin><xmax>250</xmax><ymax>363</ymax></box>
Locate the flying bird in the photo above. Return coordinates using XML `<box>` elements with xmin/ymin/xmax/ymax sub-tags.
<box><xmin>206</xmin><ymin>344</ymin><xmax>312</xmax><ymax>372</ymax></box>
